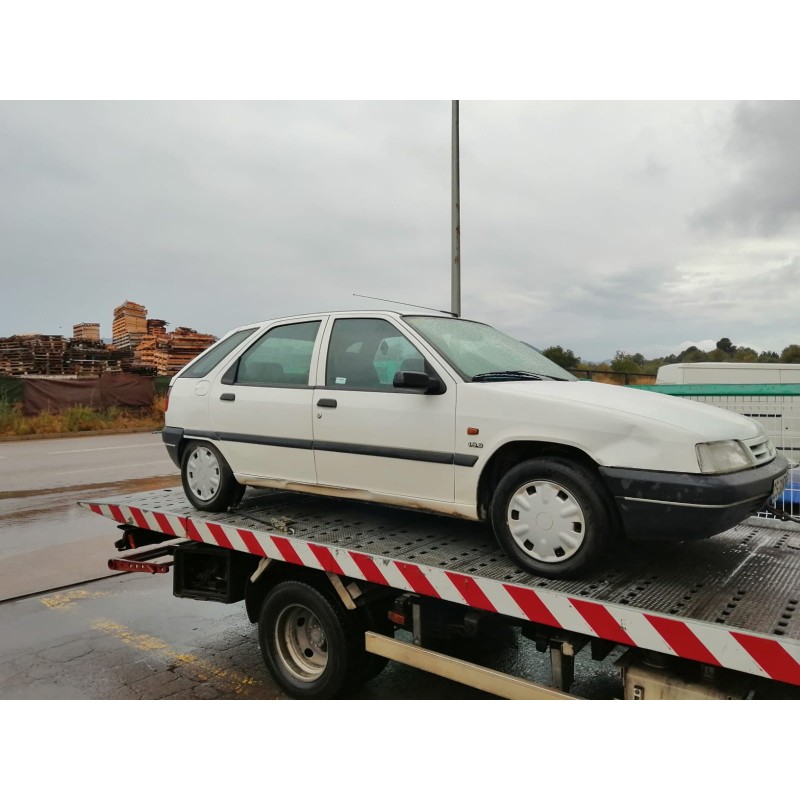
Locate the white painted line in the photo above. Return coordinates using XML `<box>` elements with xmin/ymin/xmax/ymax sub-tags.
<box><xmin>48</xmin><ymin>443</ymin><xmax>163</xmax><ymax>455</ymax></box>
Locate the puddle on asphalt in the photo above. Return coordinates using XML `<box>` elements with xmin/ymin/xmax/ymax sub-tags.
<box><xmin>0</xmin><ymin>475</ymin><xmax>182</xmax><ymax>557</ymax></box>
<box><xmin>0</xmin><ymin>474</ymin><xmax>181</xmax><ymax>503</ymax></box>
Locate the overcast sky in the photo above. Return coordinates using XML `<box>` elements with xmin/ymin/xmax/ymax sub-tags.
<box><xmin>2</xmin><ymin>99</ymin><xmax>799</xmax><ymax>362</ymax></box>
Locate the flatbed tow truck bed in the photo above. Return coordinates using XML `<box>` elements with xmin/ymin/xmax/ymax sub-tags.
<box><xmin>81</xmin><ymin>487</ymin><xmax>800</xmax><ymax>698</ymax></box>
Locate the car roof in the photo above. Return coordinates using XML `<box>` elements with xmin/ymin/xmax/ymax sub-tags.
<box><xmin>227</xmin><ymin>309</ymin><xmax>461</xmax><ymax>333</ymax></box>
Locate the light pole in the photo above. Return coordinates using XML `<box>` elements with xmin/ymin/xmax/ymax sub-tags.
<box><xmin>451</xmin><ymin>100</ymin><xmax>461</xmax><ymax>318</ymax></box>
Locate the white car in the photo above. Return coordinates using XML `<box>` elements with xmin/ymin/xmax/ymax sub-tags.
<box><xmin>162</xmin><ymin>311</ymin><xmax>789</xmax><ymax>578</ymax></box>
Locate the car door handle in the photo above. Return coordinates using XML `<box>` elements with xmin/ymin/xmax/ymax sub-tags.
<box><xmin>317</xmin><ymin>398</ymin><xmax>337</xmax><ymax>408</ymax></box>
<box><xmin>220</xmin><ymin>393</ymin><xmax>236</xmax><ymax>401</ymax></box>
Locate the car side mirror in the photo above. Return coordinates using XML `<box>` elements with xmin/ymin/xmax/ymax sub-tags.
<box><xmin>392</xmin><ymin>370</ymin><xmax>444</xmax><ymax>394</ymax></box>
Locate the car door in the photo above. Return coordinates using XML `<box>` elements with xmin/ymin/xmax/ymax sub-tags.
<box><xmin>312</xmin><ymin>316</ymin><xmax>456</xmax><ymax>502</ymax></box>
<box><xmin>209</xmin><ymin>317</ymin><xmax>324</xmax><ymax>485</ymax></box>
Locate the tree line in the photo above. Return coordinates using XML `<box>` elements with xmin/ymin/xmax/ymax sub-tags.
<box><xmin>542</xmin><ymin>338</ymin><xmax>800</xmax><ymax>375</ymax></box>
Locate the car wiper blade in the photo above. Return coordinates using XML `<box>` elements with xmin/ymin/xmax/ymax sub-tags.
<box><xmin>471</xmin><ymin>370</ymin><xmax>549</xmax><ymax>382</ymax></box>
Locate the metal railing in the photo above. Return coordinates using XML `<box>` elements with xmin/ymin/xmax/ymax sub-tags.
<box><xmin>635</xmin><ymin>383</ymin><xmax>800</xmax><ymax>521</ymax></box>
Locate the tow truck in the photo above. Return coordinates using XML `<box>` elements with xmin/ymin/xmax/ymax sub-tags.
<box><xmin>81</xmin><ymin>486</ymin><xmax>800</xmax><ymax>700</ymax></box>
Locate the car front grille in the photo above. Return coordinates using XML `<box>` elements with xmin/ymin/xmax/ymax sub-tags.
<box><xmin>747</xmin><ymin>436</ymin><xmax>774</xmax><ymax>465</ymax></box>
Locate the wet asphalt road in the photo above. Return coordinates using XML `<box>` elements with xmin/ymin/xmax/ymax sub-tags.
<box><xmin>0</xmin><ymin>431</ymin><xmax>180</xmax><ymax>600</ymax></box>
<box><xmin>0</xmin><ymin>431</ymin><xmax>624</xmax><ymax>700</ymax></box>
<box><xmin>0</xmin><ymin>571</ymin><xmax>624</xmax><ymax>700</ymax></box>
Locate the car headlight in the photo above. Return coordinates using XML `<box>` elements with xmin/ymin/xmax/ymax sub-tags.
<box><xmin>696</xmin><ymin>440</ymin><xmax>753</xmax><ymax>474</ymax></box>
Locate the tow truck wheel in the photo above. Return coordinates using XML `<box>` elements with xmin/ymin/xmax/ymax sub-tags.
<box><xmin>353</xmin><ymin>603</ymin><xmax>392</xmax><ymax>682</ymax></box>
<box><xmin>258</xmin><ymin>581</ymin><xmax>365</xmax><ymax>699</ymax></box>
<box><xmin>491</xmin><ymin>457</ymin><xmax>613</xmax><ymax>578</ymax></box>
<box><xmin>181</xmin><ymin>441</ymin><xmax>242</xmax><ymax>512</ymax></box>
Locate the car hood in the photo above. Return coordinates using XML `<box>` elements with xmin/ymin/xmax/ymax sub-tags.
<box><xmin>465</xmin><ymin>379</ymin><xmax>763</xmax><ymax>440</ymax></box>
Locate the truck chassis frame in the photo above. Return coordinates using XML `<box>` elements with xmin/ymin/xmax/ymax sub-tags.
<box><xmin>82</xmin><ymin>486</ymin><xmax>800</xmax><ymax>699</ymax></box>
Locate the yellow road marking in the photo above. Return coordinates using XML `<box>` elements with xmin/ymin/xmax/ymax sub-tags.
<box><xmin>41</xmin><ymin>589</ymin><xmax>111</xmax><ymax>609</ymax></box>
<box><xmin>90</xmin><ymin>619</ymin><xmax>262</xmax><ymax>695</ymax></box>
<box><xmin>39</xmin><ymin>589</ymin><xmax>267</xmax><ymax>696</ymax></box>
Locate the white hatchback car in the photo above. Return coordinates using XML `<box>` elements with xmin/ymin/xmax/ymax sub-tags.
<box><xmin>163</xmin><ymin>311</ymin><xmax>789</xmax><ymax>578</ymax></box>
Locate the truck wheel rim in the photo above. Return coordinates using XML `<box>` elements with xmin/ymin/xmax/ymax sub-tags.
<box><xmin>275</xmin><ymin>604</ymin><xmax>328</xmax><ymax>682</ymax></box>
<box><xmin>506</xmin><ymin>479</ymin><xmax>586</xmax><ymax>563</ymax></box>
<box><xmin>186</xmin><ymin>446</ymin><xmax>220</xmax><ymax>500</ymax></box>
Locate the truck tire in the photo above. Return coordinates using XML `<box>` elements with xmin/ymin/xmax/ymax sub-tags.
<box><xmin>490</xmin><ymin>457</ymin><xmax>613</xmax><ymax>578</ymax></box>
<box><xmin>181</xmin><ymin>441</ymin><xmax>243</xmax><ymax>512</ymax></box>
<box><xmin>352</xmin><ymin>603</ymin><xmax>392</xmax><ymax>683</ymax></box>
<box><xmin>258</xmin><ymin>580</ymin><xmax>367</xmax><ymax>699</ymax></box>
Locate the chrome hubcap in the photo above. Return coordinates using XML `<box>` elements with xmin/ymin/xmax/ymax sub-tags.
<box><xmin>275</xmin><ymin>604</ymin><xmax>328</xmax><ymax>682</ymax></box>
<box><xmin>506</xmin><ymin>479</ymin><xmax>586</xmax><ymax>563</ymax></box>
<box><xmin>186</xmin><ymin>446</ymin><xmax>220</xmax><ymax>500</ymax></box>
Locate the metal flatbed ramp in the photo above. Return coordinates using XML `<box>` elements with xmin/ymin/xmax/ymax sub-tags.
<box><xmin>80</xmin><ymin>487</ymin><xmax>800</xmax><ymax>687</ymax></box>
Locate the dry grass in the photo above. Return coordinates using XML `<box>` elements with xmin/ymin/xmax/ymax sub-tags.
<box><xmin>0</xmin><ymin>399</ymin><xmax>165</xmax><ymax>437</ymax></box>
<box><xmin>588</xmin><ymin>373</ymin><xmax>657</xmax><ymax>386</ymax></box>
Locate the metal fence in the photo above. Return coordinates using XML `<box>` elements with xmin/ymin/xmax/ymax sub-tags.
<box><xmin>638</xmin><ymin>384</ymin><xmax>800</xmax><ymax>461</ymax></box>
<box><xmin>637</xmin><ymin>383</ymin><xmax>800</xmax><ymax>520</ymax></box>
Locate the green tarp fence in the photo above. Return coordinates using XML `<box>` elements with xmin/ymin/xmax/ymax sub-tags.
<box><xmin>633</xmin><ymin>383</ymin><xmax>800</xmax><ymax>396</ymax></box>
<box><xmin>0</xmin><ymin>377</ymin><xmax>24</xmax><ymax>405</ymax></box>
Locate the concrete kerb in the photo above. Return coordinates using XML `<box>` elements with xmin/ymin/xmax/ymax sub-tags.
<box><xmin>0</xmin><ymin>427</ymin><xmax>161</xmax><ymax>443</ymax></box>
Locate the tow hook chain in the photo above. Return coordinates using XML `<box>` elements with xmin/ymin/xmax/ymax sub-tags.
<box><xmin>765</xmin><ymin>504</ymin><xmax>800</xmax><ymax>525</ymax></box>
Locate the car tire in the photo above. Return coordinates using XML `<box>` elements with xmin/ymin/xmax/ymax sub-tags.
<box><xmin>490</xmin><ymin>457</ymin><xmax>613</xmax><ymax>578</ymax></box>
<box><xmin>181</xmin><ymin>440</ymin><xmax>242</xmax><ymax>512</ymax></box>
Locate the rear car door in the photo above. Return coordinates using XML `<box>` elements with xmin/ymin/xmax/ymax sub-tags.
<box><xmin>209</xmin><ymin>318</ymin><xmax>324</xmax><ymax>485</ymax></box>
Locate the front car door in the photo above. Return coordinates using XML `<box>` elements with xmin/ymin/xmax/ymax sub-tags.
<box><xmin>312</xmin><ymin>316</ymin><xmax>457</xmax><ymax>503</ymax></box>
<box><xmin>209</xmin><ymin>317</ymin><xmax>324</xmax><ymax>485</ymax></box>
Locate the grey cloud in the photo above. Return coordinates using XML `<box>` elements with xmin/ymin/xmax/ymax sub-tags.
<box><xmin>3</xmin><ymin>100</ymin><xmax>800</xmax><ymax>363</ymax></box>
<box><xmin>691</xmin><ymin>101</ymin><xmax>800</xmax><ymax>236</ymax></box>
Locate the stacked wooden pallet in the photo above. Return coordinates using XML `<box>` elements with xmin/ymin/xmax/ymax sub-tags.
<box><xmin>147</xmin><ymin>318</ymin><xmax>168</xmax><ymax>336</ymax></box>
<box><xmin>72</xmin><ymin>322</ymin><xmax>101</xmax><ymax>340</ymax></box>
<box><xmin>65</xmin><ymin>339</ymin><xmax>131</xmax><ymax>376</ymax></box>
<box><xmin>131</xmin><ymin>326</ymin><xmax>216</xmax><ymax>376</ymax></box>
<box><xmin>128</xmin><ymin>318</ymin><xmax>170</xmax><ymax>374</ymax></box>
<box><xmin>2</xmin><ymin>301</ymin><xmax>215</xmax><ymax>378</ymax></box>
<box><xmin>0</xmin><ymin>335</ymin><xmax>68</xmax><ymax>375</ymax></box>
<box><xmin>153</xmin><ymin>327</ymin><xmax>216</xmax><ymax>376</ymax></box>
<box><xmin>112</xmin><ymin>301</ymin><xmax>148</xmax><ymax>350</ymax></box>
<box><xmin>132</xmin><ymin>334</ymin><xmax>160</xmax><ymax>374</ymax></box>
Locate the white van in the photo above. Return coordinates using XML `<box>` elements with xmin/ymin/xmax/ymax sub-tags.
<box><xmin>656</xmin><ymin>362</ymin><xmax>800</xmax><ymax>385</ymax></box>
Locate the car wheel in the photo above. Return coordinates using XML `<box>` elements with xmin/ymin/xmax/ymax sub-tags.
<box><xmin>181</xmin><ymin>440</ymin><xmax>242</xmax><ymax>512</ymax></box>
<box><xmin>490</xmin><ymin>457</ymin><xmax>613</xmax><ymax>578</ymax></box>
<box><xmin>258</xmin><ymin>581</ymin><xmax>366</xmax><ymax>699</ymax></box>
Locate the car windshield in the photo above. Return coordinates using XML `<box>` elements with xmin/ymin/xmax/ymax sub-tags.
<box><xmin>404</xmin><ymin>316</ymin><xmax>577</xmax><ymax>382</ymax></box>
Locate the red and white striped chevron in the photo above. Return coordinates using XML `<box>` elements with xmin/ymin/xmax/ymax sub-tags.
<box><xmin>86</xmin><ymin>500</ymin><xmax>800</xmax><ymax>688</ymax></box>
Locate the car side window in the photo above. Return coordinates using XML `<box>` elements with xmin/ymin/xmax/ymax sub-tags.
<box><xmin>325</xmin><ymin>318</ymin><xmax>430</xmax><ymax>389</ymax></box>
<box><xmin>235</xmin><ymin>320</ymin><xmax>320</xmax><ymax>386</ymax></box>
<box><xmin>180</xmin><ymin>327</ymin><xmax>258</xmax><ymax>379</ymax></box>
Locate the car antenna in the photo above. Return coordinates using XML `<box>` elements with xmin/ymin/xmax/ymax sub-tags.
<box><xmin>352</xmin><ymin>294</ymin><xmax>458</xmax><ymax>317</ymax></box>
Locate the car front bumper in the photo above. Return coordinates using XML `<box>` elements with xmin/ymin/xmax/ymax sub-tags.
<box><xmin>600</xmin><ymin>454</ymin><xmax>791</xmax><ymax>541</ymax></box>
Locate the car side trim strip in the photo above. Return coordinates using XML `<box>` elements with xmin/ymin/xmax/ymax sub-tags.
<box><xmin>218</xmin><ymin>432</ymin><xmax>314</xmax><ymax>450</ymax></box>
<box><xmin>184</xmin><ymin>429</ymin><xmax>220</xmax><ymax>440</ymax></box>
<box><xmin>182</xmin><ymin>429</ymin><xmax>478</xmax><ymax>467</ymax></box>
<box><xmin>314</xmin><ymin>439</ymin><xmax>451</xmax><ymax>463</ymax></box>
<box><xmin>314</xmin><ymin>440</ymin><xmax>478</xmax><ymax>466</ymax></box>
